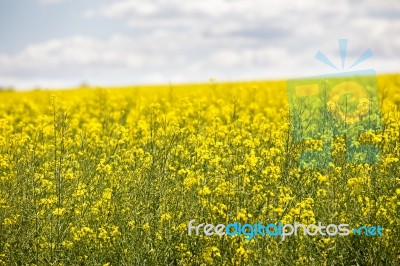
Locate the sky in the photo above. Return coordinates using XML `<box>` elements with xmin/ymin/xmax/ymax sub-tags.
<box><xmin>0</xmin><ymin>0</ymin><xmax>399</xmax><ymax>89</ymax></box>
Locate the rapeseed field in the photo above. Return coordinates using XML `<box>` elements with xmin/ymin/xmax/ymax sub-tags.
<box><xmin>0</xmin><ymin>75</ymin><xmax>399</xmax><ymax>265</ymax></box>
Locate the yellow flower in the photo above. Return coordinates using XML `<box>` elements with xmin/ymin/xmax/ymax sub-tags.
<box><xmin>3</xmin><ymin>218</ymin><xmax>16</xmax><ymax>225</ymax></box>
<box><xmin>183</xmin><ymin>175</ymin><xmax>197</xmax><ymax>189</ymax></box>
<box><xmin>52</xmin><ymin>207</ymin><xmax>66</xmax><ymax>216</ymax></box>
<box><xmin>274</xmin><ymin>207</ymin><xmax>284</xmax><ymax>215</ymax></box>
<box><xmin>64</xmin><ymin>171</ymin><xmax>75</xmax><ymax>180</ymax></box>
<box><xmin>102</xmin><ymin>188</ymin><xmax>112</xmax><ymax>200</ymax></box>
<box><xmin>236</xmin><ymin>208</ymin><xmax>251</xmax><ymax>222</ymax></box>
<box><xmin>161</xmin><ymin>213</ymin><xmax>172</xmax><ymax>221</ymax></box>
<box><xmin>317</xmin><ymin>174</ymin><xmax>328</xmax><ymax>184</ymax></box>
<box><xmin>317</xmin><ymin>189</ymin><xmax>328</xmax><ymax>197</ymax></box>
<box><xmin>198</xmin><ymin>186</ymin><xmax>211</xmax><ymax>196</ymax></box>
<box><xmin>73</xmin><ymin>183</ymin><xmax>87</xmax><ymax>197</ymax></box>
<box><xmin>235</xmin><ymin>246</ymin><xmax>248</xmax><ymax>261</ymax></box>
<box><xmin>244</xmin><ymin>151</ymin><xmax>258</xmax><ymax>169</ymax></box>
<box><xmin>142</xmin><ymin>223</ymin><xmax>150</xmax><ymax>231</ymax></box>
<box><xmin>62</xmin><ymin>240</ymin><xmax>73</xmax><ymax>249</ymax></box>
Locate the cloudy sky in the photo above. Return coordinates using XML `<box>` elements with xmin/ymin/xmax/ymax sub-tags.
<box><xmin>0</xmin><ymin>0</ymin><xmax>399</xmax><ymax>89</ymax></box>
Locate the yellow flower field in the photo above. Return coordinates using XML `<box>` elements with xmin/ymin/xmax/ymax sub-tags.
<box><xmin>0</xmin><ymin>75</ymin><xmax>399</xmax><ymax>265</ymax></box>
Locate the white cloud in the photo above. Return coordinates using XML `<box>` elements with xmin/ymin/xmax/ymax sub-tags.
<box><xmin>0</xmin><ymin>32</ymin><xmax>308</xmax><ymax>89</ymax></box>
<box><xmin>2</xmin><ymin>0</ymin><xmax>399</xmax><ymax>89</ymax></box>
